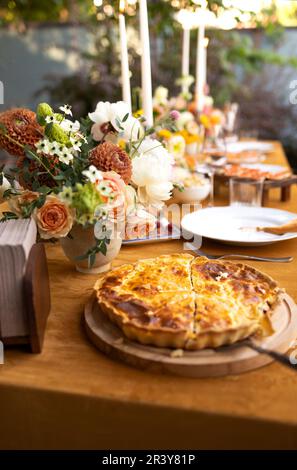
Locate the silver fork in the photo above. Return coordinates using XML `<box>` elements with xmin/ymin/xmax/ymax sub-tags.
<box><xmin>194</xmin><ymin>249</ymin><xmax>293</xmax><ymax>263</ymax></box>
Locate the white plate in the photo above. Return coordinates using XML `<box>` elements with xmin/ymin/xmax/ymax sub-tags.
<box><xmin>181</xmin><ymin>206</ymin><xmax>297</xmax><ymax>246</ymax></box>
<box><xmin>225</xmin><ymin>141</ymin><xmax>274</xmax><ymax>154</ymax></box>
<box><xmin>241</xmin><ymin>163</ymin><xmax>288</xmax><ymax>174</ymax></box>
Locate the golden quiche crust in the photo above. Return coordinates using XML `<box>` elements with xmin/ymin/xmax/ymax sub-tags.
<box><xmin>94</xmin><ymin>254</ymin><xmax>281</xmax><ymax>350</ymax></box>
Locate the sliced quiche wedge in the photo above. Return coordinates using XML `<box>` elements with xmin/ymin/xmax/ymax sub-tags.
<box><xmin>188</xmin><ymin>257</ymin><xmax>281</xmax><ymax>349</ymax></box>
<box><xmin>95</xmin><ymin>254</ymin><xmax>281</xmax><ymax>350</ymax></box>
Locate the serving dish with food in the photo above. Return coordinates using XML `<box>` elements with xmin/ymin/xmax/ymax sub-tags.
<box><xmin>171</xmin><ymin>167</ymin><xmax>211</xmax><ymax>204</ymax></box>
<box><xmin>84</xmin><ymin>253</ymin><xmax>297</xmax><ymax>377</ymax></box>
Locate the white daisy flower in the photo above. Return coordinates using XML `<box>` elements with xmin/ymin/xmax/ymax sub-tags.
<box><xmin>50</xmin><ymin>141</ymin><xmax>62</xmax><ymax>155</ymax></box>
<box><xmin>60</xmin><ymin>119</ymin><xmax>80</xmax><ymax>133</ymax></box>
<box><xmin>78</xmin><ymin>134</ymin><xmax>88</xmax><ymax>144</ymax></box>
<box><xmin>45</xmin><ymin>115</ymin><xmax>57</xmax><ymax>125</ymax></box>
<box><xmin>94</xmin><ymin>204</ymin><xmax>109</xmax><ymax>220</ymax></box>
<box><xmin>82</xmin><ymin>165</ymin><xmax>103</xmax><ymax>184</ymax></box>
<box><xmin>59</xmin><ymin>104</ymin><xmax>72</xmax><ymax>116</ymax></box>
<box><xmin>35</xmin><ymin>138</ymin><xmax>52</xmax><ymax>155</ymax></box>
<box><xmin>97</xmin><ymin>181</ymin><xmax>113</xmax><ymax>197</ymax></box>
<box><xmin>58</xmin><ymin>147</ymin><xmax>74</xmax><ymax>165</ymax></box>
<box><xmin>70</xmin><ymin>136</ymin><xmax>82</xmax><ymax>152</ymax></box>
<box><xmin>58</xmin><ymin>186</ymin><xmax>73</xmax><ymax>204</ymax></box>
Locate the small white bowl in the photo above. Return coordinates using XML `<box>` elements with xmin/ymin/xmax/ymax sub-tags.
<box><xmin>172</xmin><ymin>182</ymin><xmax>211</xmax><ymax>203</ymax></box>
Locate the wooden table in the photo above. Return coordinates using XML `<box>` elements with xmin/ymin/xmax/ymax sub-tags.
<box><xmin>0</xmin><ymin>142</ymin><xmax>297</xmax><ymax>450</ymax></box>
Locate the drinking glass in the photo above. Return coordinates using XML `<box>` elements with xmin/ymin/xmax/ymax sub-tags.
<box><xmin>229</xmin><ymin>178</ymin><xmax>263</xmax><ymax>207</ymax></box>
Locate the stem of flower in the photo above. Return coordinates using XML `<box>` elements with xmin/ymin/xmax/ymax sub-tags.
<box><xmin>141</xmin><ymin>143</ymin><xmax>163</xmax><ymax>155</ymax></box>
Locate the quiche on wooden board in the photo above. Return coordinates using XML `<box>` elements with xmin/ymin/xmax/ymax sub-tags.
<box><xmin>94</xmin><ymin>254</ymin><xmax>281</xmax><ymax>350</ymax></box>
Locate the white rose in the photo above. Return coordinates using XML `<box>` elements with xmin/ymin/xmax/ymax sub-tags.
<box><xmin>145</xmin><ymin>182</ymin><xmax>173</xmax><ymax>201</ymax></box>
<box><xmin>131</xmin><ymin>138</ymin><xmax>174</xmax><ymax>207</ymax></box>
<box><xmin>0</xmin><ymin>175</ymin><xmax>11</xmax><ymax>203</ymax></box>
<box><xmin>125</xmin><ymin>185</ymin><xmax>137</xmax><ymax>210</ymax></box>
<box><xmin>120</xmin><ymin>114</ymin><xmax>143</xmax><ymax>142</ymax></box>
<box><xmin>137</xmin><ymin>138</ymin><xmax>173</xmax><ymax>162</ymax></box>
<box><xmin>132</xmin><ymin>142</ymin><xmax>173</xmax><ymax>187</ymax></box>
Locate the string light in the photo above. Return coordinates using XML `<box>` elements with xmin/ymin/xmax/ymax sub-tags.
<box><xmin>175</xmin><ymin>8</ymin><xmax>200</xmax><ymax>29</ymax></box>
<box><xmin>119</xmin><ymin>0</ymin><xmax>126</xmax><ymax>13</ymax></box>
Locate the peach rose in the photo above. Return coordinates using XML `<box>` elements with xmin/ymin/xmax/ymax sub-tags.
<box><xmin>101</xmin><ymin>171</ymin><xmax>126</xmax><ymax>220</ymax></box>
<box><xmin>8</xmin><ymin>190</ymin><xmax>39</xmax><ymax>216</ymax></box>
<box><xmin>34</xmin><ymin>195</ymin><xmax>74</xmax><ymax>239</ymax></box>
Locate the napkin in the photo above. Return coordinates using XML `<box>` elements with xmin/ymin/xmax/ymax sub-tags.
<box><xmin>0</xmin><ymin>218</ymin><xmax>37</xmax><ymax>337</ymax></box>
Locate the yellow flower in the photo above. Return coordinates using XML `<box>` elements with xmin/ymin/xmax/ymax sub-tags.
<box><xmin>134</xmin><ymin>109</ymin><xmax>143</xmax><ymax>118</ymax></box>
<box><xmin>176</xmin><ymin>130</ymin><xmax>201</xmax><ymax>145</ymax></box>
<box><xmin>210</xmin><ymin>113</ymin><xmax>221</xmax><ymax>125</ymax></box>
<box><xmin>184</xmin><ymin>134</ymin><xmax>201</xmax><ymax>144</ymax></box>
<box><xmin>167</xmin><ymin>135</ymin><xmax>186</xmax><ymax>159</ymax></box>
<box><xmin>177</xmin><ymin>130</ymin><xmax>187</xmax><ymax>140</ymax></box>
<box><xmin>117</xmin><ymin>139</ymin><xmax>126</xmax><ymax>149</ymax></box>
<box><xmin>158</xmin><ymin>129</ymin><xmax>172</xmax><ymax>139</ymax></box>
<box><xmin>186</xmin><ymin>120</ymin><xmax>199</xmax><ymax>135</ymax></box>
<box><xmin>199</xmin><ymin>114</ymin><xmax>211</xmax><ymax>129</ymax></box>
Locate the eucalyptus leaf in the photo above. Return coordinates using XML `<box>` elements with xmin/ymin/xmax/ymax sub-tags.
<box><xmin>89</xmin><ymin>251</ymin><xmax>96</xmax><ymax>268</ymax></box>
<box><xmin>0</xmin><ymin>211</ymin><xmax>18</xmax><ymax>222</ymax></box>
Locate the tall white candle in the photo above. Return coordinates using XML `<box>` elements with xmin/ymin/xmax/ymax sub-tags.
<box><xmin>181</xmin><ymin>27</ymin><xmax>190</xmax><ymax>95</ymax></box>
<box><xmin>119</xmin><ymin>1</ymin><xmax>131</xmax><ymax>112</ymax></box>
<box><xmin>195</xmin><ymin>23</ymin><xmax>205</xmax><ymax>112</ymax></box>
<box><xmin>203</xmin><ymin>37</ymin><xmax>209</xmax><ymax>93</ymax></box>
<box><xmin>139</xmin><ymin>0</ymin><xmax>153</xmax><ymax>126</ymax></box>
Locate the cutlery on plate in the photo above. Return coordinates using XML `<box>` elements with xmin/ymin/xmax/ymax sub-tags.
<box><xmin>193</xmin><ymin>249</ymin><xmax>293</xmax><ymax>263</ymax></box>
<box><xmin>225</xmin><ymin>340</ymin><xmax>297</xmax><ymax>372</ymax></box>
<box><xmin>257</xmin><ymin>218</ymin><xmax>297</xmax><ymax>235</ymax></box>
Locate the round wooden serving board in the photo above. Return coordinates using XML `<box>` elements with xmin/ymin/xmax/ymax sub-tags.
<box><xmin>84</xmin><ymin>293</ymin><xmax>297</xmax><ymax>377</ymax></box>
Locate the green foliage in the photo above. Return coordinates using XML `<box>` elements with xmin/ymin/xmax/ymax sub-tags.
<box><xmin>36</xmin><ymin>102</ymin><xmax>54</xmax><ymax>125</ymax></box>
<box><xmin>0</xmin><ymin>0</ymin><xmax>96</xmax><ymax>25</ymax></box>
<box><xmin>45</xmin><ymin>123</ymin><xmax>71</xmax><ymax>145</ymax></box>
<box><xmin>76</xmin><ymin>232</ymin><xmax>111</xmax><ymax>269</ymax></box>
<box><xmin>2</xmin><ymin>1</ymin><xmax>297</xmax><ymax>129</ymax></box>
<box><xmin>71</xmin><ymin>182</ymin><xmax>103</xmax><ymax>225</ymax></box>
<box><xmin>0</xmin><ymin>211</ymin><xmax>18</xmax><ymax>222</ymax></box>
<box><xmin>31</xmin><ymin>1</ymin><xmax>297</xmax><ymax>116</ymax></box>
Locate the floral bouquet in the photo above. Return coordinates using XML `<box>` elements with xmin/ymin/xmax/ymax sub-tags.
<box><xmin>153</xmin><ymin>86</ymin><xmax>222</xmax><ymax>169</ymax></box>
<box><xmin>199</xmin><ymin>107</ymin><xmax>225</xmax><ymax>146</ymax></box>
<box><xmin>0</xmin><ymin>101</ymin><xmax>178</xmax><ymax>271</ymax></box>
